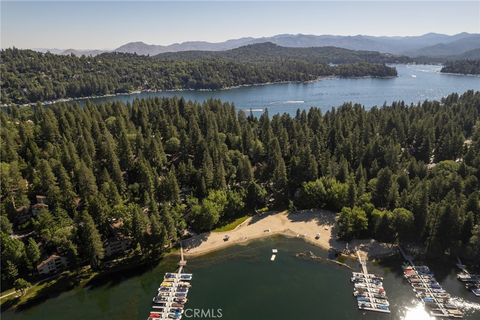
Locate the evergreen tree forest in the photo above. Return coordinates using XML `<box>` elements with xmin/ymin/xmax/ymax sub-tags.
<box><xmin>0</xmin><ymin>47</ymin><xmax>398</xmax><ymax>105</ymax></box>
<box><xmin>441</xmin><ymin>59</ymin><xmax>480</xmax><ymax>75</ymax></box>
<box><xmin>1</xmin><ymin>91</ymin><xmax>480</xmax><ymax>288</ymax></box>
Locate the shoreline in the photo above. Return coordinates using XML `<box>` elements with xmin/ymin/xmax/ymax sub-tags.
<box><xmin>183</xmin><ymin>209</ymin><xmax>396</xmax><ymax>259</ymax></box>
<box><xmin>0</xmin><ymin>72</ymin><xmax>401</xmax><ymax>108</ymax></box>
<box><xmin>4</xmin><ymin>65</ymin><xmax>478</xmax><ymax>109</ymax></box>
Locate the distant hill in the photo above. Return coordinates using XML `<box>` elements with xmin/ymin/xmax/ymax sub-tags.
<box><xmin>61</xmin><ymin>49</ymin><xmax>106</xmax><ymax>56</ymax></box>
<box><xmin>114</xmin><ymin>38</ymin><xmax>257</xmax><ymax>56</ymax></box>
<box><xmin>29</xmin><ymin>32</ymin><xmax>480</xmax><ymax>59</ymax></box>
<box><xmin>112</xmin><ymin>33</ymin><xmax>479</xmax><ymax>57</ymax></box>
<box><xmin>454</xmin><ymin>48</ymin><xmax>480</xmax><ymax>60</ymax></box>
<box><xmin>407</xmin><ymin>35</ymin><xmax>480</xmax><ymax>57</ymax></box>
<box><xmin>154</xmin><ymin>42</ymin><xmax>411</xmax><ymax>64</ymax></box>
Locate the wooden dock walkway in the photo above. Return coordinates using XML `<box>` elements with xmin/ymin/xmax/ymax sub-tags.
<box><xmin>147</xmin><ymin>242</ymin><xmax>192</xmax><ymax>320</ymax></box>
<box><xmin>353</xmin><ymin>250</ymin><xmax>390</xmax><ymax>313</ymax></box>
<box><xmin>356</xmin><ymin>251</ymin><xmax>368</xmax><ymax>275</ymax></box>
<box><xmin>399</xmin><ymin>247</ymin><xmax>463</xmax><ymax>319</ymax></box>
<box><xmin>178</xmin><ymin>243</ymin><xmax>186</xmax><ymax>274</ymax></box>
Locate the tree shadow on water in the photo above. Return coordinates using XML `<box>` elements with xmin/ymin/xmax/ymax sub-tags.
<box><xmin>12</xmin><ymin>272</ymin><xmax>87</xmax><ymax>312</ymax></box>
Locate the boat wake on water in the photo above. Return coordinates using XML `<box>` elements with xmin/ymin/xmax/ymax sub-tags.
<box><xmin>284</xmin><ymin>100</ymin><xmax>305</xmax><ymax>104</ymax></box>
<box><xmin>243</xmin><ymin>108</ymin><xmax>264</xmax><ymax>112</ymax></box>
<box><xmin>267</xmin><ymin>100</ymin><xmax>305</xmax><ymax>105</ymax></box>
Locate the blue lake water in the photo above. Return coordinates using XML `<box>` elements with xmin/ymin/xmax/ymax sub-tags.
<box><xmin>80</xmin><ymin>64</ymin><xmax>480</xmax><ymax>114</ymax></box>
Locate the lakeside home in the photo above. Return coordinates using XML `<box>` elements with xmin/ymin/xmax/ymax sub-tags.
<box><xmin>104</xmin><ymin>236</ymin><xmax>132</xmax><ymax>257</ymax></box>
<box><xmin>36</xmin><ymin>254</ymin><xmax>69</xmax><ymax>275</ymax></box>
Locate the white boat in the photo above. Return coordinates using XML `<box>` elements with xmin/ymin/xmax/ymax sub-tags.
<box><xmin>352</xmin><ymin>272</ymin><xmax>381</xmax><ymax>279</ymax></box>
<box><xmin>177</xmin><ymin>282</ymin><xmax>191</xmax><ymax>288</ymax></box>
<box><xmin>357</xmin><ymin>302</ymin><xmax>390</xmax><ymax>313</ymax></box>
<box><xmin>357</xmin><ymin>296</ymin><xmax>389</xmax><ymax>306</ymax></box>
<box><xmin>473</xmin><ymin>288</ymin><xmax>480</xmax><ymax>297</ymax></box>
<box><xmin>179</xmin><ymin>273</ymin><xmax>193</xmax><ymax>281</ymax></box>
<box><xmin>158</xmin><ymin>291</ymin><xmax>178</xmax><ymax>297</ymax></box>
<box><xmin>351</xmin><ymin>277</ymin><xmax>383</xmax><ymax>285</ymax></box>
<box><xmin>164</xmin><ymin>272</ymin><xmax>192</xmax><ymax>280</ymax></box>
<box><xmin>153</xmin><ymin>296</ymin><xmax>172</xmax><ymax>303</ymax></box>
<box><xmin>354</xmin><ymin>282</ymin><xmax>384</xmax><ymax>289</ymax></box>
<box><xmin>354</xmin><ymin>289</ymin><xmax>387</xmax><ymax>299</ymax></box>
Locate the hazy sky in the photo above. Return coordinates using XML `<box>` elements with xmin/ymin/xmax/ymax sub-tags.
<box><xmin>1</xmin><ymin>1</ymin><xmax>479</xmax><ymax>49</ymax></box>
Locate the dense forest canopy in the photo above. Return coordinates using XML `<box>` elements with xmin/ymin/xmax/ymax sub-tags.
<box><xmin>441</xmin><ymin>59</ymin><xmax>480</xmax><ymax>75</ymax></box>
<box><xmin>154</xmin><ymin>42</ymin><xmax>411</xmax><ymax>64</ymax></box>
<box><xmin>0</xmin><ymin>46</ymin><xmax>400</xmax><ymax>105</ymax></box>
<box><xmin>1</xmin><ymin>91</ymin><xmax>480</xmax><ymax>288</ymax></box>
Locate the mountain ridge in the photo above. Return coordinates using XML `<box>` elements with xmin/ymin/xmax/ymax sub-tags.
<box><xmin>30</xmin><ymin>32</ymin><xmax>480</xmax><ymax>58</ymax></box>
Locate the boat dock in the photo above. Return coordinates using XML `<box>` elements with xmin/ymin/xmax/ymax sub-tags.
<box><xmin>399</xmin><ymin>247</ymin><xmax>464</xmax><ymax>318</ymax></box>
<box><xmin>147</xmin><ymin>244</ymin><xmax>193</xmax><ymax>320</ymax></box>
<box><xmin>456</xmin><ymin>257</ymin><xmax>480</xmax><ymax>297</ymax></box>
<box><xmin>351</xmin><ymin>251</ymin><xmax>390</xmax><ymax>313</ymax></box>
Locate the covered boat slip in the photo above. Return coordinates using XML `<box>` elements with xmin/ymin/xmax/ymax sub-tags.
<box><xmin>352</xmin><ymin>251</ymin><xmax>390</xmax><ymax>314</ymax></box>
<box><xmin>148</xmin><ymin>246</ymin><xmax>193</xmax><ymax>320</ymax></box>
<box><xmin>399</xmin><ymin>247</ymin><xmax>464</xmax><ymax>319</ymax></box>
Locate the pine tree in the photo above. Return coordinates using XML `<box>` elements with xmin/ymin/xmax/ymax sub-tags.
<box><xmin>131</xmin><ymin>207</ymin><xmax>147</xmax><ymax>251</ymax></box>
<box><xmin>163</xmin><ymin>166</ymin><xmax>180</xmax><ymax>203</ymax></box>
<box><xmin>36</xmin><ymin>159</ymin><xmax>62</xmax><ymax>207</ymax></box>
<box><xmin>237</xmin><ymin>156</ymin><xmax>254</xmax><ymax>183</ymax></box>
<box><xmin>76</xmin><ymin>161</ymin><xmax>98</xmax><ymax>200</ymax></box>
<box><xmin>25</xmin><ymin>238</ymin><xmax>41</xmax><ymax>270</ymax></box>
<box><xmin>347</xmin><ymin>175</ymin><xmax>357</xmax><ymax>207</ymax></box>
<box><xmin>77</xmin><ymin>211</ymin><xmax>104</xmax><ymax>268</ymax></box>
<box><xmin>272</xmin><ymin>154</ymin><xmax>288</xmax><ymax>207</ymax></box>
<box><xmin>201</xmin><ymin>150</ymin><xmax>214</xmax><ymax>188</ymax></box>
<box><xmin>148</xmin><ymin>214</ymin><xmax>168</xmax><ymax>255</ymax></box>
<box><xmin>213</xmin><ymin>160</ymin><xmax>227</xmax><ymax>190</ymax></box>
<box><xmin>373</xmin><ymin>168</ymin><xmax>393</xmax><ymax>208</ymax></box>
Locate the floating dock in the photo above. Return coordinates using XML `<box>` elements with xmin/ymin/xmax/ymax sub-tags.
<box><xmin>351</xmin><ymin>251</ymin><xmax>390</xmax><ymax>313</ymax></box>
<box><xmin>456</xmin><ymin>257</ymin><xmax>480</xmax><ymax>297</ymax></box>
<box><xmin>271</xmin><ymin>249</ymin><xmax>277</xmax><ymax>261</ymax></box>
<box><xmin>147</xmin><ymin>245</ymin><xmax>192</xmax><ymax>320</ymax></box>
<box><xmin>399</xmin><ymin>247</ymin><xmax>464</xmax><ymax>318</ymax></box>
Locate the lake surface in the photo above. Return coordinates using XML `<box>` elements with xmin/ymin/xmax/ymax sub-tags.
<box><xmin>3</xmin><ymin>236</ymin><xmax>479</xmax><ymax>320</ymax></box>
<box><xmin>79</xmin><ymin>65</ymin><xmax>480</xmax><ymax>115</ymax></box>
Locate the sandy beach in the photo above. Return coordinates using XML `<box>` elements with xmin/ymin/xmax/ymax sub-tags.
<box><xmin>183</xmin><ymin>209</ymin><xmax>395</xmax><ymax>258</ymax></box>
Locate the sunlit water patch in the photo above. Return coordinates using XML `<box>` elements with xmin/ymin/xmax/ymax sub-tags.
<box><xmin>401</xmin><ymin>302</ymin><xmax>434</xmax><ymax>320</ymax></box>
<box><xmin>450</xmin><ymin>296</ymin><xmax>480</xmax><ymax>315</ymax></box>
